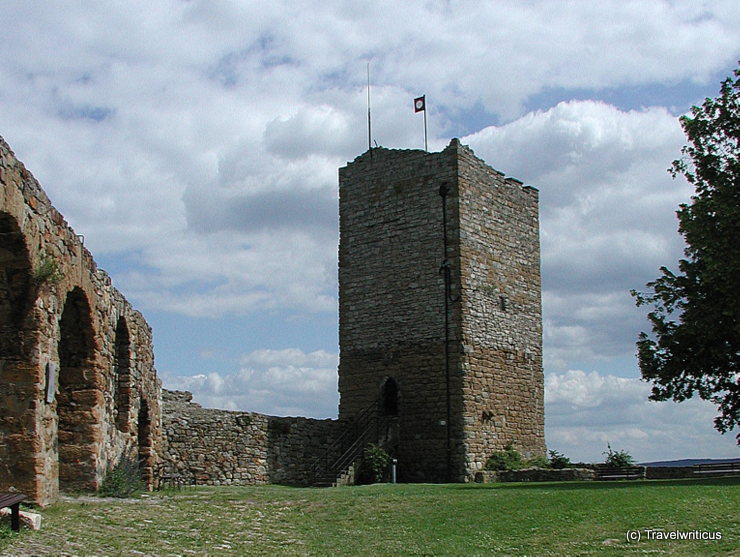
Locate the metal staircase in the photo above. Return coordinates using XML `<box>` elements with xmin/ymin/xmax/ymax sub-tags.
<box><xmin>311</xmin><ymin>399</ymin><xmax>380</xmax><ymax>487</ymax></box>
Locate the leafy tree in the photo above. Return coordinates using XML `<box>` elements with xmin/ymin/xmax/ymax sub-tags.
<box><xmin>632</xmin><ymin>63</ymin><xmax>740</xmax><ymax>442</ymax></box>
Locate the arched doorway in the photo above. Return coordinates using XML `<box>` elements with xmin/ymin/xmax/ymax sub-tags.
<box><xmin>380</xmin><ymin>377</ymin><xmax>399</xmax><ymax>417</ymax></box>
<box><xmin>114</xmin><ymin>317</ymin><xmax>131</xmax><ymax>432</ymax></box>
<box><xmin>378</xmin><ymin>377</ymin><xmax>400</xmax><ymax>459</ymax></box>
<box><xmin>57</xmin><ymin>287</ymin><xmax>99</xmax><ymax>491</ymax></box>
<box><xmin>0</xmin><ymin>212</ymin><xmax>35</xmax><ymax>491</ymax></box>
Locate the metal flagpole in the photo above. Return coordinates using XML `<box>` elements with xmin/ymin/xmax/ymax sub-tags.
<box><xmin>367</xmin><ymin>62</ymin><xmax>372</xmax><ymax>153</ymax></box>
<box><xmin>423</xmin><ymin>105</ymin><xmax>428</xmax><ymax>152</ymax></box>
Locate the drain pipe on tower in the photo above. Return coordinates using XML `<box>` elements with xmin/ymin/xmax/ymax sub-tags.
<box><xmin>439</xmin><ymin>184</ymin><xmax>456</xmax><ymax>483</ymax></box>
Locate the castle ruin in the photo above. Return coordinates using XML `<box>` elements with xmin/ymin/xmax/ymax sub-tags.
<box><xmin>0</xmin><ymin>135</ymin><xmax>544</xmax><ymax>503</ymax></box>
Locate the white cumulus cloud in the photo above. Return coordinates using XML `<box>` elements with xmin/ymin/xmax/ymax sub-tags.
<box><xmin>2</xmin><ymin>1</ymin><xmax>739</xmax><ymax>460</ymax></box>
<box><xmin>545</xmin><ymin>370</ymin><xmax>739</xmax><ymax>463</ymax></box>
<box><xmin>160</xmin><ymin>348</ymin><xmax>339</xmax><ymax>418</ymax></box>
<box><xmin>464</xmin><ymin>101</ymin><xmax>694</xmax><ymax>369</ymax></box>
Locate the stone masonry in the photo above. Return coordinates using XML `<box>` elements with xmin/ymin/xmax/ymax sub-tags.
<box><xmin>162</xmin><ymin>390</ymin><xmax>340</xmax><ymax>486</ymax></box>
<box><xmin>1</xmin><ymin>132</ymin><xmax>546</xmax><ymax>496</ymax></box>
<box><xmin>0</xmin><ymin>136</ymin><xmax>162</xmax><ymax>506</ymax></box>
<box><xmin>338</xmin><ymin>140</ymin><xmax>545</xmax><ymax>482</ymax></box>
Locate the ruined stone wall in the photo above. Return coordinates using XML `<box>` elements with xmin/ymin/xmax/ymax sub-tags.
<box><xmin>0</xmin><ymin>136</ymin><xmax>162</xmax><ymax>506</ymax></box>
<box><xmin>338</xmin><ymin>140</ymin><xmax>545</xmax><ymax>483</ymax></box>
<box><xmin>162</xmin><ymin>390</ymin><xmax>340</xmax><ymax>486</ymax></box>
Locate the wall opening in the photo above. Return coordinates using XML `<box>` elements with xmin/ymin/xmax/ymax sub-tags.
<box><xmin>0</xmin><ymin>212</ymin><xmax>35</xmax><ymax>489</ymax></box>
<box><xmin>137</xmin><ymin>397</ymin><xmax>153</xmax><ymax>489</ymax></box>
<box><xmin>0</xmin><ymin>213</ymin><xmax>32</xmax><ymax>356</ymax></box>
<box><xmin>380</xmin><ymin>377</ymin><xmax>399</xmax><ymax>417</ymax></box>
<box><xmin>378</xmin><ymin>377</ymin><xmax>401</xmax><ymax>462</ymax></box>
<box><xmin>57</xmin><ymin>287</ymin><xmax>98</xmax><ymax>491</ymax></box>
<box><xmin>114</xmin><ymin>317</ymin><xmax>131</xmax><ymax>432</ymax></box>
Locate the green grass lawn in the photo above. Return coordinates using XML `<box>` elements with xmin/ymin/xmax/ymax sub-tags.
<box><xmin>1</xmin><ymin>477</ymin><xmax>737</xmax><ymax>556</ymax></box>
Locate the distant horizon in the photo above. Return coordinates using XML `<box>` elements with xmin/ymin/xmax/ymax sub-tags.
<box><xmin>637</xmin><ymin>457</ymin><xmax>740</xmax><ymax>467</ymax></box>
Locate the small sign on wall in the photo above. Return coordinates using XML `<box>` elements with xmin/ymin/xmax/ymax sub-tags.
<box><xmin>45</xmin><ymin>361</ymin><xmax>57</xmax><ymax>403</ymax></box>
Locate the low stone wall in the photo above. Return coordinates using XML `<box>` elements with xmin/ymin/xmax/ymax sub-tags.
<box><xmin>644</xmin><ymin>466</ymin><xmax>696</xmax><ymax>480</ymax></box>
<box><xmin>474</xmin><ymin>468</ymin><xmax>596</xmax><ymax>483</ymax></box>
<box><xmin>474</xmin><ymin>466</ymin><xmax>707</xmax><ymax>483</ymax></box>
<box><xmin>162</xmin><ymin>390</ymin><xmax>340</xmax><ymax>486</ymax></box>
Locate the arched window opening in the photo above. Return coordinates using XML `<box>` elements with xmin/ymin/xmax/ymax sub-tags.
<box><xmin>380</xmin><ymin>377</ymin><xmax>399</xmax><ymax>417</ymax></box>
<box><xmin>58</xmin><ymin>287</ymin><xmax>98</xmax><ymax>491</ymax></box>
<box><xmin>114</xmin><ymin>317</ymin><xmax>131</xmax><ymax>432</ymax></box>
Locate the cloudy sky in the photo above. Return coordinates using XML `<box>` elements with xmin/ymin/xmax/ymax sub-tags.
<box><xmin>1</xmin><ymin>1</ymin><xmax>738</xmax><ymax>463</ymax></box>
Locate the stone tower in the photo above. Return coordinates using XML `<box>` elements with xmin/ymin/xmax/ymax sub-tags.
<box><xmin>338</xmin><ymin>139</ymin><xmax>545</xmax><ymax>482</ymax></box>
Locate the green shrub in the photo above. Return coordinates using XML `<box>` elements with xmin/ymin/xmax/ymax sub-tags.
<box><xmin>99</xmin><ymin>456</ymin><xmax>142</xmax><ymax>498</ymax></box>
<box><xmin>524</xmin><ymin>455</ymin><xmax>550</xmax><ymax>469</ymax></box>
<box><xmin>548</xmin><ymin>450</ymin><xmax>571</xmax><ymax>469</ymax></box>
<box><xmin>33</xmin><ymin>256</ymin><xmax>63</xmax><ymax>286</ymax></box>
<box><xmin>359</xmin><ymin>444</ymin><xmax>391</xmax><ymax>484</ymax></box>
<box><xmin>484</xmin><ymin>442</ymin><xmax>523</xmax><ymax>471</ymax></box>
<box><xmin>602</xmin><ymin>443</ymin><xmax>635</xmax><ymax>467</ymax></box>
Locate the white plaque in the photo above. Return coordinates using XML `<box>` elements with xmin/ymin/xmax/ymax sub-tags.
<box><xmin>45</xmin><ymin>361</ymin><xmax>57</xmax><ymax>403</ymax></box>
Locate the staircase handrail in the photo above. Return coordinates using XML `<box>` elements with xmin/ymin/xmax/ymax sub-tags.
<box><xmin>310</xmin><ymin>396</ymin><xmax>379</xmax><ymax>483</ymax></box>
<box><xmin>330</xmin><ymin>416</ymin><xmax>378</xmax><ymax>475</ymax></box>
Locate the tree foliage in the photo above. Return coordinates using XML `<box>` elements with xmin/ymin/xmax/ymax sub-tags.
<box><xmin>632</xmin><ymin>63</ymin><xmax>740</xmax><ymax>442</ymax></box>
<box><xmin>602</xmin><ymin>443</ymin><xmax>635</xmax><ymax>468</ymax></box>
<box><xmin>548</xmin><ymin>450</ymin><xmax>571</xmax><ymax>469</ymax></box>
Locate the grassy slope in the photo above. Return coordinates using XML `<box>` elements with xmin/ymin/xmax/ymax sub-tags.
<box><xmin>1</xmin><ymin>477</ymin><xmax>738</xmax><ymax>556</ymax></box>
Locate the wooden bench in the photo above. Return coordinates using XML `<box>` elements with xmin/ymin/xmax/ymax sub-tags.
<box><xmin>693</xmin><ymin>462</ymin><xmax>740</xmax><ymax>477</ymax></box>
<box><xmin>0</xmin><ymin>493</ymin><xmax>27</xmax><ymax>531</ymax></box>
<box><xmin>594</xmin><ymin>465</ymin><xmax>646</xmax><ymax>480</ymax></box>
